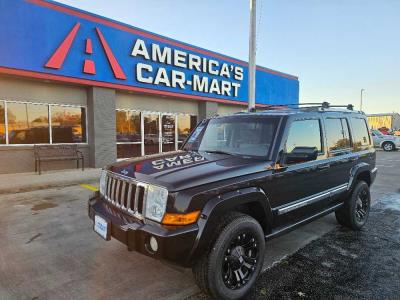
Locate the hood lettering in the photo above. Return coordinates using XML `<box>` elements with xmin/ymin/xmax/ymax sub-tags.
<box><xmin>150</xmin><ymin>153</ymin><xmax>205</xmax><ymax>170</ymax></box>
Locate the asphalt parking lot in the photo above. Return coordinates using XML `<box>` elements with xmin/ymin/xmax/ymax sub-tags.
<box><xmin>0</xmin><ymin>151</ymin><xmax>399</xmax><ymax>299</ymax></box>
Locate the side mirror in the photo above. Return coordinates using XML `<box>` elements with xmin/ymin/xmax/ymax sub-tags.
<box><xmin>285</xmin><ymin>147</ymin><xmax>318</xmax><ymax>164</ymax></box>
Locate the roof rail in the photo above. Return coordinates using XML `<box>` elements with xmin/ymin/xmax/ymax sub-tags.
<box><xmin>256</xmin><ymin>102</ymin><xmax>356</xmax><ymax>112</ymax></box>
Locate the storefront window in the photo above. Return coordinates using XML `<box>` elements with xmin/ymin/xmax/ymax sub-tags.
<box><xmin>178</xmin><ymin>115</ymin><xmax>197</xmax><ymax>148</ymax></box>
<box><xmin>51</xmin><ymin>106</ymin><xmax>86</xmax><ymax>143</ymax></box>
<box><xmin>0</xmin><ymin>102</ymin><xmax>5</xmax><ymax>144</ymax></box>
<box><xmin>116</xmin><ymin>110</ymin><xmax>141</xmax><ymax>142</ymax></box>
<box><xmin>7</xmin><ymin>102</ymin><xmax>49</xmax><ymax>144</ymax></box>
<box><xmin>144</xmin><ymin>113</ymin><xmax>160</xmax><ymax>155</ymax></box>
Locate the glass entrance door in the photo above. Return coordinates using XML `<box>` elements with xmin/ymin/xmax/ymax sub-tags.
<box><xmin>161</xmin><ymin>114</ymin><xmax>176</xmax><ymax>152</ymax></box>
<box><xmin>143</xmin><ymin>113</ymin><xmax>160</xmax><ymax>155</ymax></box>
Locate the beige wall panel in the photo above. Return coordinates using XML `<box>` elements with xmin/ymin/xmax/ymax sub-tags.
<box><xmin>0</xmin><ymin>76</ymin><xmax>87</xmax><ymax>106</ymax></box>
<box><xmin>217</xmin><ymin>103</ymin><xmax>245</xmax><ymax>115</ymax></box>
<box><xmin>116</xmin><ymin>92</ymin><xmax>198</xmax><ymax>115</ymax></box>
<box><xmin>0</xmin><ymin>145</ymin><xmax>89</xmax><ymax>174</ymax></box>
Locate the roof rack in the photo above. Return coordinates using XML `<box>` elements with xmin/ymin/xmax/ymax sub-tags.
<box><xmin>257</xmin><ymin>102</ymin><xmax>356</xmax><ymax>112</ymax></box>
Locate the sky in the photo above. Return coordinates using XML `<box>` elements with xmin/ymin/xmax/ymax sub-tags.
<box><xmin>56</xmin><ymin>0</ymin><xmax>400</xmax><ymax>114</ymax></box>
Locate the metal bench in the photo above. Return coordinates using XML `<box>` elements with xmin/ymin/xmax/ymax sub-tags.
<box><xmin>34</xmin><ymin>144</ymin><xmax>84</xmax><ymax>175</ymax></box>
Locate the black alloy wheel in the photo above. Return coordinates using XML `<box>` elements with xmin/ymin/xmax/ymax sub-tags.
<box><xmin>222</xmin><ymin>231</ymin><xmax>259</xmax><ymax>290</ymax></box>
<box><xmin>192</xmin><ymin>212</ymin><xmax>265</xmax><ymax>300</ymax></box>
<box><xmin>335</xmin><ymin>180</ymin><xmax>371</xmax><ymax>230</ymax></box>
<box><xmin>355</xmin><ymin>187</ymin><xmax>370</xmax><ymax>223</ymax></box>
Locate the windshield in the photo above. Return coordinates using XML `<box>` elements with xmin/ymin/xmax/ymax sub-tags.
<box><xmin>183</xmin><ymin>116</ymin><xmax>280</xmax><ymax>157</ymax></box>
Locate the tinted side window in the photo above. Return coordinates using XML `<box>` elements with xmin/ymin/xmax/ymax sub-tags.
<box><xmin>351</xmin><ymin>118</ymin><xmax>371</xmax><ymax>151</ymax></box>
<box><xmin>285</xmin><ymin>119</ymin><xmax>322</xmax><ymax>154</ymax></box>
<box><xmin>325</xmin><ymin>118</ymin><xmax>351</xmax><ymax>153</ymax></box>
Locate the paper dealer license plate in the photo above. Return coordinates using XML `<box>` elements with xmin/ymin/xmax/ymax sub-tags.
<box><xmin>94</xmin><ymin>215</ymin><xmax>110</xmax><ymax>240</ymax></box>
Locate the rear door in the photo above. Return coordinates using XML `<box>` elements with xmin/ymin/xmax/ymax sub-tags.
<box><xmin>322</xmin><ymin>116</ymin><xmax>354</xmax><ymax>199</ymax></box>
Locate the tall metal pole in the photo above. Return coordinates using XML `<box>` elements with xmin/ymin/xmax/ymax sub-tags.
<box><xmin>248</xmin><ymin>0</ymin><xmax>257</xmax><ymax>112</ymax></box>
<box><xmin>360</xmin><ymin>88</ymin><xmax>365</xmax><ymax>111</ymax></box>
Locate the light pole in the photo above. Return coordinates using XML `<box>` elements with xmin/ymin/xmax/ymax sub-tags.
<box><xmin>248</xmin><ymin>0</ymin><xmax>257</xmax><ymax>112</ymax></box>
<box><xmin>360</xmin><ymin>89</ymin><xmax>365</xmax><ymax>111</ymax></box>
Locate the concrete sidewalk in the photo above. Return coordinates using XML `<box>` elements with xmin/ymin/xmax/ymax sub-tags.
<box><xmin>0</xmin><ymin>168</ymin><xmax>101</xmax><ymax>195</ymax></box>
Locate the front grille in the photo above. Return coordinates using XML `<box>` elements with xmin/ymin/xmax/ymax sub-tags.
<box><xmin>102</xmin><ymin>171</ymin><xmax>147</xmax><ymax>219</ymax></box>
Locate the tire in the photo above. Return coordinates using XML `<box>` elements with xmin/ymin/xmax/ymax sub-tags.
<box><xmin>382</xmin><ymin>141</ymin><xmax>395</xmax><ymax>151</ymax></box>
<box><xmin>335</xmin><ymin>181</ymin><xmax>371</xmax><ymax>230</ymax></box>
<box><xmin>192</xmin><ymin>212</ymin><xmax>265</xmax><ymax>300</ymax></box>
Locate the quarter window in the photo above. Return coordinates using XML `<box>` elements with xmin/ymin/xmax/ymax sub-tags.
<box><xmin>285</xmin><ymin>119</ymin><xmax>322</xmax><ymax>154</ymax></box>
<box><xmin>325</xmin><ymin>118</ymin><xmax>351</xmax><ymax>153</ymax></box>
<box><xmin>351</xmin><ymin>118</ymin><xmax>371</xmax><ymax>151</ymax></box>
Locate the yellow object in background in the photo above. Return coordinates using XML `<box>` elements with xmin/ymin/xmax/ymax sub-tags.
<box><xmin>367</xmin><ymin>115</ymin><xmax>392</xmax><ymax>130</ymax></box>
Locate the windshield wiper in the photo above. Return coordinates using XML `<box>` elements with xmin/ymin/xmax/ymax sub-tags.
<box><xmin>204</xmin><ymin>150</ymin><xmax>234</xmax><ymax>156</ymax></box>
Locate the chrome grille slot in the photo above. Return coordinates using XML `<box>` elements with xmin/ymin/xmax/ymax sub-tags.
<box><xmin>101</xmin><ymin>171</ymin><xmax>147</xmax><ymax>219</ymax></box>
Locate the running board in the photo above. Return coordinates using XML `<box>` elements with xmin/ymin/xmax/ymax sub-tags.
<box><xmin>265</xmin><ymin>202</ymin><xmax>343</xmax><ymax>241</ymax></box>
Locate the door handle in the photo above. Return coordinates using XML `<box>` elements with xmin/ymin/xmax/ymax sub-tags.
<box><xmin>317</xmin><ymin>164</ymin><xmax>330</xmax><ymax>170</ymax></box>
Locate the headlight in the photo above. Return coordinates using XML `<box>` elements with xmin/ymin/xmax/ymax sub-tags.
<box><xmin>144</xmin><ymin>184</ymin><xmax>168</xmax><ymax>222</ymax></box>
<box><xmin>99</xmin><ymin>169</ymin><xmax>107</xmax><ymax>195</ymax></box>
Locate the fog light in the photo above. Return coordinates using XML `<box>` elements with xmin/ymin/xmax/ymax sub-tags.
<box><xmin>149</xmin><ymin>236</ymin><xmax>158</xmax><ymax>252</ymax></box>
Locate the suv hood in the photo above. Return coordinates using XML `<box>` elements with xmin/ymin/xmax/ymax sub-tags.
<box><xmin>108</xmin><ymin>151</ymin><xmax>272</xmax><ymax>191</ymax></box>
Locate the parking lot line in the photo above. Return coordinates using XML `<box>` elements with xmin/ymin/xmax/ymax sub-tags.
<box><xmin>80</xmin><ymin>184</ymin><xmax>99</xmax><ymax>192</ymax></box>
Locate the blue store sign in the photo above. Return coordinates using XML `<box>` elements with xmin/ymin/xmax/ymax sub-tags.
<box><xmin>0</xmin><ymin>0</ymin><xmax>299</xmax><ymax>106</ymax></box>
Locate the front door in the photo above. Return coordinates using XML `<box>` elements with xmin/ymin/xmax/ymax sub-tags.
<box><xmin>267</xmin><ymin>117</ymin><xmax>331</xmax><ymax>227</ymax></box>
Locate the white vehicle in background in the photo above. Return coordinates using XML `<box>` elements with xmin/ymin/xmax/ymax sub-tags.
<box><xmin>371</xmin><ymin>129</ymin><xmax>400</xmax><ymax>151</ymax></box>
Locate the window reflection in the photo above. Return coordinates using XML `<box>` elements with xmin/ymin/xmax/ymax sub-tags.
<box><xmin>51</xmin><ymin>106</ymin><xmax>86</xmax><ymax>143</ymax></box>
<box><xmin>144</xmin><ymin>114</ymin><xmax>160</xmax><ymax>155</ymax></box>
<box><xmin>325</xmin><ymin>118</ymin><xmax>351</xmax><ymax>152</ymax></box>
<box><xmin>115</xmin><ymin>111</ymin><xmax>198</xmax><ymax>158</ymax></box>
<box><xmin>7</xmin><ymin>102</ymin><xmax>49</xmax><ymax>144</ymax></box>
<box><xmin>285</xmin><ymin>119</ymin><xmax>322</xmax><ymax>154</ymax></box>
<box><xmin>116</xmin><ymin>110</ymin><xmax>141</xmax><ymax>142</ymax></box>
<box><xmin>351</xmin><ymin>118</ymin><xmax>370</xmax><ymax>151</ymax></box>
<box><xmin>0</xmin><ymin>102</ymin><xmax>5</xmax><ymax>144</ymax></box>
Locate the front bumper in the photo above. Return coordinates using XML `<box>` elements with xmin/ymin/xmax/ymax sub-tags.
<box><xmin>88</xmin><ymin>193</ymin><xmax>199</xmax><ymax>267</ymax></box>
